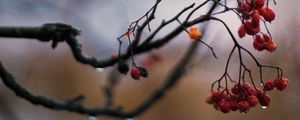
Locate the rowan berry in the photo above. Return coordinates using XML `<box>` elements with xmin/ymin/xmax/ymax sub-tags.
<box><xmin>244</xmin><ymin>22</ymin><xmax>260</xmax><ymax>35</ymax></box>
<box><xmin>257</xmin><ymin>7</ymin><xmax>266</xmax><ymax>16</ymax></box>
<box><xmin>238</xmin><ymin>25</ymin><xmax>246</xmax><ymax>38</ymax></box>
<box><xmin>255</xmin><ymin>88</ymin><xmax>264</xmax><ymax>96</ymax></box>
<box><xmin>247</xmin><ymin>95</ymin><xmax>259</xmax><ymax>107</ymax></box>
<box><xmin>246</xmin><ymin>87</ymin><xmax>257</xmax><ymax>96</ymax></box>
<box><xmin>239</xmin><ymin>3</ymin><xmax>251</xmax><ymax>12</ymax></box>
<box><xmin>189</xmin><ymin>27</ymin><xmax>202</xmax><ymax>40</ymax></box>
<box><xmin>262</xmin><ymin>8</ymin><xmax>276</xmax><ymax>22</ymax></box>
<box><xmin>130</xmin><ymin>67</ymin><xmax>141</xmax><ymax>80</ymax></box>
<box><xmin>231</xmin><ymin>84</ymin><xmax>240</xmax><ymax>95</ymax></box>
<box><xmin>264</xmin><ymin>80</ymin><xmax>275</xmax><ymax>91</ymax></box>
<box><xmin>253</xmin><ymin>0</ymin><xmax>265</xmax><ymax>9</ymax></box>
<box><xmin>251</xmin><ymin>11</ymin><xmax>261</xmax><ymax>28</ymax></box>
<box><xmin>255</xmin><ymin>35</ymin><xmax>265</xmax><ymax>43</ymax></box>
<box><xmin>257</xmin><ymin>93</ymin><xmax>270</xmax><ymax>107</ymax></box>
<box><xmin>242</xmin><ymin>83</ymin><xmax>251</xmax><ymax>89</ymax></box>
<box><xmin>265</xmin><ymin>41</ymin><xmax>277</xmax><ymax>52</ymax></box>
<box><xmin>218</xmin><ymin>100</ymin><xmax>232</xmax><ymax>113</ymax></box>
<box><xmin>238</xmin><ymin>100</ymin><xmax>250</xmax><ymax>113</ymax></box>
<box><xmin>263</xmin><ymin>34</ymin><xmax>272</xmax><ymax>42</ymax></box>
<box><xmin>274</xmin><ymin>78</ymin><xmax>289</xmax><ymax>91</ymax></box>
<box><xmin>253</xmin><ymin>40</ymin><xmax>265</xmax><ymax>51</ymax></box>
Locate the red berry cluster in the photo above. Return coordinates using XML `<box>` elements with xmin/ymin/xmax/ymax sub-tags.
<box><xmin>130</xmin><ymin>66</ymin><xmax>148</xmax><ymax>80</ymax></box>
<box><xmin>253</xmin><ymin>34</ymin><xmax>276</xmax><ymax>52</ymax></box>
<box><xmin>206</xmin><ymin>78</ymin><xmax>288</xmax><ymax>113</ymax></box>
<box><xmin>264</xmin><ymin>78</ymin><xmax>289</xmax><ymax>91</ymax></box>
<box><xmin>237</xmin><ymin>0</ymin><xmax>277</xmax><ymax>52</ymax></box>
<box><xmin>117</xmin><ymin>59</ymin><xmax>148</xmax><ymax>80</ymax></box>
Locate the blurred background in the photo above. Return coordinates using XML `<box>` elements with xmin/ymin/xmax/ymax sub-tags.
<box><xmin>0</xmin><ymin>0</ymin><xmax>299</xmax><ymax>120</ymax></box>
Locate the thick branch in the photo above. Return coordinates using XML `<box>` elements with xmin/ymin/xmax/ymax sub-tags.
<box><xmin>0</xmin><ymin>23</ymin><xmax>79</xmax><ymax>48</ymax></box>
<box><xmin>0</xmin><ymin>0</ymin><xmax>220</xmax><ymax>118</ymax></box>
<box><xmin>0</xmin><ymin>16</ymin><xmax>211</xmax><ymax>69</ymax></box>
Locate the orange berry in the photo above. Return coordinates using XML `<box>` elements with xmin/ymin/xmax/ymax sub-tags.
<box><xmin>189</xmin><ymin>27</ymin><xmax>202</xmax><ymax>40</ymax></box>
<box><xmin>125</xmin><ymin>31</ymin><xmax>131</xmax><ymax>39</ymax></box>
<box><xmin>265</xmin><ymin>41</ymin><xmax>277</xmax><ymax>52</ymax></box>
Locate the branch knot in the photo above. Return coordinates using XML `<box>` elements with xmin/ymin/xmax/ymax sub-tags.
<box><xmin>40</xmin><ymin>23</ymin><xmax>80</xmax><ymax>48</ymax></box>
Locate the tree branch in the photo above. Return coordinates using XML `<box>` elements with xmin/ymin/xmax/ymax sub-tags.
<box><xmin>0</xmin><ymin>0</ymin><xmax>223</xmax><ymax>118</ymax></box>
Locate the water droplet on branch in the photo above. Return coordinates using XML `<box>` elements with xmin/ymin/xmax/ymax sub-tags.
<box><xmin>88</xmin><ymin>116</ymin><xmax>97</xmax><ymax>120</ymax></box>
<box><xmin>261</xmin><ymin>106</ymin><xmax>268</xmax><ymax>109</ymax></box>
<box><xmin>125</xmin><ymin>118</ymin><xmax>135</xmax><ymax>120</ymax></box>
<box><xmin>96</xmin><ymin>68</ymin><xmax>105</xmax><ymax>72</ymax></box>
<box><xmin>260</xmin><ymin>83</ymin><xmax>264</xmax><ymax>86</ymax></box>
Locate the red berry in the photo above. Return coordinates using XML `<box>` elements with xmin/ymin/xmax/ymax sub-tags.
<box><xmin>255</xmin><ymin>88</ymin><xmax>264</xmax><ymax>96</ymax></box>
<box><xmin>263</xmin><ymin>34</ymin><xmax>272</xmax><ymax>42</ymax></box>
<box><xmin>211</xmin><ymin>91</ymin><xmax>224</xmax><ymax>102</ymax></box>
<box><xmin>231</xmin><ymin>103</ymin><xmax>239</xmax><ymax>111</ymax></box>
<box><xmin>234</xmin><ymin>94</ymin><xmax>244</xmax><ymax>103</ymax></box>
<box><xmin>231</xmin><ymin>84</ymin><xmax>240</xmax><ymax>94</ymax></box>
<box><xmin>130</xmin><ymin>67</ymin><xmax>141</xmax><ymax>80</ymax></box>
<box><xmin>238</xmin><ymin>100</ymin><xmax>250</xmax><ymax>113</ymax></box>
<box><xmin>239</xmin><ymin>3</ymin><xmax>251</xmax><ymax>12</ymax></box>
<box><xmin>253</xmin><ymin>40</ymin><xmax>265</xmax><ymax>51</ymax></box>
<box><xmin>258</xmin><ymin>7</ymin><xmax>266</xmax><ymax>16</ymax></box>
<box><xmin>206</xmin><ymin>92</ymin><xmax>226</xmax><ymax>104</ymax></box>
<box><xmin>218</xmin><ymin>100</ymin><xmax>232</xmax><ymax>113</ymax></box>
<box><xmin>251</xmin><ymin>11</ymin><xmax>261</xmax><ymax>28</ymax></box>
<box><xmin>253</xmin><ymin>0</ymin><xmax>265</xmax><ymax>8</ymax></box>
<box><xmin>256</xmin><ymin>92</ymin><xmax>270</xmax><ymax>107</ymax></box>
<box><xmin>265</xmin><ymin>41</ymin><xmax>277</xmax><ymax>52</ymax></box>
<box><xmin>264</xmin><ymin>80</ymin><xmax>275</xmax><ymax>91</ymax></box>
<box><xmin>255</xmin><ymin>35</ymin><xmax>265</xmax><ymax>43</ymax></box>
<box><xmin>246</xmin><ymin>87</ymin><xmax>257</xmax><ymax>96</ymax></box>
<box><xmin>247</xmin><ymin>95</ymin><xmax>259</xmax><ymax>107</ymax></box>
<box><xmin>242</xmin><ymin>83</ymin><xmax>251</xmax><ymax>89</ymax></box>
<box><xmin>244</xmin><ymin>22</ymin><xmax>260</xmax><ymax>35</ymax></box>
<box><xmin>238</xmin><ymin>25</ymin><xmax>246</xmax><ymax>38</ymax></box>
<box><xmin>274</xmin><ymin>78</ymin><xmax>289</xmax><ymax>91</ymax></box>
<box><xmin>263</xmin><ymin>8</ymin><xmax>276</xmax><ymax>22</ymax></box>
